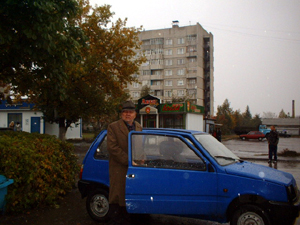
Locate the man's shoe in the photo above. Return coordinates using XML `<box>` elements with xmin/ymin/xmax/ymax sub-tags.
<box><xmin>273</xmin><ymin>160</ymin><xmax>277</xmax><ymax>163</ymax></box>
<box><xmin>268</xmin><ymin>160</ymin><xmax>272</xmax><ymax>163</ymax></box>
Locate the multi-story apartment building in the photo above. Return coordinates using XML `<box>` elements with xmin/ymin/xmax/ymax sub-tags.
<box><xmin>128</xmin><ymin>21</ymin><xmax>214</xmax><ymax>118</ymax></box>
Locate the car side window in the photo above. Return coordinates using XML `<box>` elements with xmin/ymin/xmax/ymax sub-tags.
<box><xmin>131</xmin><ymin>134</ymin><xmax>206</xmax><ymax>171</ymax></box>
<box><xmin>94</xmin><ymin>135</ymin><xmax>109</xmax><ymax>160</ymax></box>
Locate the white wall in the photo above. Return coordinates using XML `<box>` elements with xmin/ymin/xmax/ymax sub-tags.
<box><xmin>0</xmin><ymin>110</ymin><xmax>44</xmax><ymax>133</ymax></box>
<box><xmin>0</xmin><ymin>111</ymin><xmax>82</xmax><ymax>139</ymax></box>
<box><xmin>45</xmin><ymin>119</ymin><xmax>82</xmax><ymax>139</ymax></box>
<box><xmin>185</xmin><ymin>113</ymin><xmax>204</xmax><ymax>131</ymax></box>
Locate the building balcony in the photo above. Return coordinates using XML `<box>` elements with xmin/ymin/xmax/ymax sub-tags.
<box><xmin>187</xmin><ymin>84</ymin><xmax>197</xmax><ymax>89</ymax></box>
<box><xmin>187</xmin><ymin>73</ymin><xmax>197</xmax><ymax>78</ymax></box>
<box><xmin>150</xmin><ymin>84</ymin><xmax>163</xmax><ymax>89</ymax></box>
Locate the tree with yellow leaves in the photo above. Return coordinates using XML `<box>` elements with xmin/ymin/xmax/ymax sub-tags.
<box><xmin>31</xmin><ymin>1</ymin><xmax>145</xmax><ymax>140</ymax></box>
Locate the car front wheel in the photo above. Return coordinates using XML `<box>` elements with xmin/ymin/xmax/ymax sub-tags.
<box><xmin>231</xmin><ymin>205</ymin><xmax>270</xmax><ymax>225</ymax></box>
<box><xmin>241</xmin><ymin>137</ymin><xmax>246</xmax><ymax>141</ymax></box>
<box><xmin>86</xmin><ymin>188</ymin><xmax>110</xmax><ymax>222</ymax></box>
<box><xmin>258</xmin><ymin>137</ymin><xmax>262</xmax><ymax>141</ymax></box>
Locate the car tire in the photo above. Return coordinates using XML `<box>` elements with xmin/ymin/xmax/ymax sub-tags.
<box><xmin>231</xmin><ymin>205</ymin><xmax>270</xmax><ymax>225</ymax></box>
<box><xmin>258</xmin><ymin>137</ymin><xmax>262</xmax><ymax>141</ymax></box>
<box><xmin>86</xmin><ymin>188</ymin><xmax>110</xmax><ymax>222</ymax></box>
<box><xmin>242</xmin><ymin>137</ymin><xmax>246</xmax><ymax>141</ymax></box>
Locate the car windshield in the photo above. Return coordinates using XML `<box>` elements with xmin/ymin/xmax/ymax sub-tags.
<box><xmin>193</xmin><ymin>134</ymin><xmax>240</xmax><ymax>166</ymax></box>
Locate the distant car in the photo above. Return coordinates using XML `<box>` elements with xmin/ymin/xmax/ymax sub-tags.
<box><xmin>279</xmin><ymin>131</ymin><xmax>291</xmax><ymax>138</ymax></box>
<box><xmin>240</xmin><ymin>131</ymin><xmax>265</xmax><ymax>141</ymax></box>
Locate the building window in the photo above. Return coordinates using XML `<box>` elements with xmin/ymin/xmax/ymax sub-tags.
<box><xmin>188</xmin><ymin>57</ymin><xmax>197</xmax><ymax>63</ymax></box>
<box><xmin>145</xmin><ymin>49</ymin><xmax>151</xmax><ymax>56</ymax></box>
<box><xmin>177</xmin><ymin>37</ymin><xmax>185</xmax><ymax>44</ymax></box>
<box><xmin>132</xmin><ymin>92</ymin><xmax>140</xmax><ymax>98</ymax></box>
<box><xmin>133</xmin><ymin>82</ymin><xmax>139</xmax><ymax>88</ymax></box>
<box><xmin>151</xmin><ymin>59</ymin><xmax>163</xmax><ymax>65</ymax></box>
<box><xmin>188</xmin><ymin>67</ymin><xmax>197</xmax><ymax>74</ymax></box>
<box><xmin>150</xmin><ymin>38</ymin><xmax>164</xmax><ymax>45</ymax></box>
<box><xmin>187</xmin><ymin>34</ymin><xmax>197</xmax><ymax>41</ymax></box>
<box><xmin>151</xmin><ymin>80</ymin><xmax>161</xmax><ymax>86</ymax></box>
<box><xmin>177</xmin><ymin>69</ymin><xmax>185</xmax><ymax>75</ymax></box>
<box><xmin>177</xmin><ymin>59</ymin><xmax>185</xmax><ymax>65</ymax></box>
<box><xmin>178</xmin><ymin>90</ymin><xmax>185</xmax><ymax>96</ymax></box>
<box><xmin>165</xmin><ymin>70</ymin><xmax>172</xmax><ymax>76</ymax></box>
<box><xmin>187</xmin><ymin>45</ymin><xmax>197</xmax><ymax>52</ymax></box>
<box><xmin>143</xmin><ymin>39</ymin><xmax>151</xmax><ymax>45</ymax></box>
<box><xmin>165</xmin><ymin>49</ymin><xmax>173</xmax><ymax>55</ymax></box>
<box><xmin>155</xmin><ymin>90</ymin><xmax>162</xmax><ymax>96</ymax></box>
<box><xmin>165</xmin><ymin>80</ymin><xmax>173</xmax><ymax>86</ymax></box>
<box><xmin>142</xmin><ymin>60</ymin><xmax>150</xmax><ymax>66</ymax></box>
<box><xmin>152</xmin><ymin>48</ymin><xmax>163</xmax><ymax>54</ymax></box>
<box><xmin>151</xmin><ymin>70</ymin><xmax>162</xmax><ymax>75</ymax></box>
<box><xmin>177</xmin><ymin>80</ymin><xmax>184</xmax><ymax>86</ymax></box>
<box><xmin>177</xmin><ymin>48</ymin><xmax>184</xmax><ymax>54</ymax></box>
<box><xmin>165</xmin><ymin>90</ymin><xmax>172</xmax><ymax>97</ymax></box>
<box><xmin>188</xmin><ymin>78</ymin><xmax>196</xmax><ymax>84</ymax></box>
<box><xmin>165</xmin><ymin>59</ymin><xmax>173</xmax><ymax>66</ymax></box>
<box><xmin>166</xmin><ymin>39</ymin><xmax>173</xmax><ymax>45</ymax></box>
<box><xmin>188</xmin><ymin>89</ymin><xmax>196</xmax><ymax>97</ymax></box>
<box><xmin>142</xmin><ymin>80</ymin><xmax>150</xmax><ymax>86</ymax></box>
<box><xmin>143</xmin><ymin>70</ymin><xmax>151</xmax><ymax>75</ymax></box>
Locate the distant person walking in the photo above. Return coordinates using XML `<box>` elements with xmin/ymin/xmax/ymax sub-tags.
<box><xmin>267</xmin><ymin>125</ymin><xmax>279</xmax><ymax>163</ymax></box>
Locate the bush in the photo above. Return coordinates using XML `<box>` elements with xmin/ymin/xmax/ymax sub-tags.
<box><xmin>0</xmin><ymin>131</ymin><xmax>79</xmax><ymax>213</ymax></box>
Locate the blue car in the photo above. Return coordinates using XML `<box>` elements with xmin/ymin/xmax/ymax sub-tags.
<box><xmin>78</xmin><ymin>128</ymin><xmax>300</xmax><ymax>225</ymax></box>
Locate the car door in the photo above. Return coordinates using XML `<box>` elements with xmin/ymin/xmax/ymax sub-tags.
<box><xmin>125</xmin><ymin>133</ymin><xmax>218</xmax><ymax>218</ymax></box>
<box><xmin>248</xmin><ymin>131</ymin><xmax>255</xmax><ymax>139</ymax></box>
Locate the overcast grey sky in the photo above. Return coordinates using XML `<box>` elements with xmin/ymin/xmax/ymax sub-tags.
<box><xmin>91</xmin><ymin>0</ymin><xmax>300</xmax><ymax>117</ymax></box>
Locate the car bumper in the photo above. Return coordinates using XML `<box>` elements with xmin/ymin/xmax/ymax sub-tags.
<box><xmin>268</xmin><ymin>198</ymin><xmax>300</xmax><ymax>225</ymax></box>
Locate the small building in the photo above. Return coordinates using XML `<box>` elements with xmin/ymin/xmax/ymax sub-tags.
<box><xmin>262</xmin><ymin>117</ymin><xmax>300</xmax><ymax>135</ymax></box>
<box><xmin>0</xmin><ymin>100</ymin><xmax>82</xmax><ymax>139</ymax></box>
<box><xmin>135</xmin><ymin>95</ymin><xmax>205</xmax><ymax>131</ymax></box>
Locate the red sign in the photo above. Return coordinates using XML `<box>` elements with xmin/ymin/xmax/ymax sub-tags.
<box><xmin>162</xmin><ymin>104</ymin><xmax>183</xmax><ymax>112</ymax></box>
<box><xmin>142</xmin><ymin>99</ymin><xmax>158</xmax><ymax>105</ymax></box>
<box><xmin>145</xmin><ymin>107</ymin><xmax>151</xmax><ymax>114</ymax></box>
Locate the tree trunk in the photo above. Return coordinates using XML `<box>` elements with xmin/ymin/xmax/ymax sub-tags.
<box><xmin>58</xmin><ymin>118</ymin><xmax>68</xmax><ymax>141</ymax></box>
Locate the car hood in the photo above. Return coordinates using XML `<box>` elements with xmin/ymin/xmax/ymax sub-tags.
<box><xmin>225</xmin><ymin>161</ymin><xmax>294</xmax><ymax>186</ymax></box>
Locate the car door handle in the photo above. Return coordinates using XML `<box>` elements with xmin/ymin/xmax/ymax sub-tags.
<box><xmin>127</xmin><ymin>174</ymin><xmax>135</xmax><ymax>178</ymax></box>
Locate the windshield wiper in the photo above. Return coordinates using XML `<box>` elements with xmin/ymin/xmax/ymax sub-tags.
<box><xmin>215</xmin><ymin>156</ymin><xmax>239</xmax><ymax>161</ymax></box>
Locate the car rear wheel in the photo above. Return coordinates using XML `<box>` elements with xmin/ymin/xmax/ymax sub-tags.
<box><xmin>86</xmin><ymin>188</ymin><xmax>110</xmax><ymax>222</ymax></box>
<box><xmin>231</xmin><ymin>205</ymin><xmax>270</xmax><ymax>225</ymax></box>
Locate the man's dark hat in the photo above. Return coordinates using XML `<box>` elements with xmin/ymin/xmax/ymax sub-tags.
<box><xmin>122</xmin><ymin>101</ymin><xmax>135</xmax><ymax>111</ymax></box>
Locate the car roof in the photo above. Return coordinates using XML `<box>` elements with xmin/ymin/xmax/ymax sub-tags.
<box><xmin>141</xmin><ymin>128</ymin><xmax>206</xmax><ymax>135</ymax></box>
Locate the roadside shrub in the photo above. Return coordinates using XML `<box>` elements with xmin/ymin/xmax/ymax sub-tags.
<box><xmin>0</xmin><ymin>131</ymin><xmax>79</xmax><ymax>213</ymax></box>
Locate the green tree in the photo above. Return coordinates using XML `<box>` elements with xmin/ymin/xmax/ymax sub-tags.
<box><xmin>231</xmin><ymin>109</ymin><xmax>243</xmax><ymax>128</ymax></box>
<box><xmin>0</xmin><ymin>0</ymin><xmax>85</xmax><ymax>99</ymax></box>
<box><xmin>278</xmin><ymin>109</ymin><xmax>288</xmax><ymax>118</ymax></box>
<box><xmin>31</xmin><ymin>2</ymin><xmax>145</xmax><ymax>140</ymax></box>
<box><xmin>250</xmin><ymin>114</ymin><xmax>262</xmax><ymax>128</ymax></box>
<box><xmin>241</xmin><ymin>105</ymin><xmax>252</xmax><ymax>126</ymax></box>
<box><xmin>216</xmin><ymin>99</ymin><xmax>234</xmax><ymax>134</ymax></box>
<box><xmin>140</xmin><ymin>85</ymin><xmax>151</xmax><ymax>98</ymax></box>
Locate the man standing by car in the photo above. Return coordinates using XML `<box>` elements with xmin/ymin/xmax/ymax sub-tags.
<box><xmin>107</xmin><ymin>100</ymin><xmax>142</xmax><ymax>225</ymax></box>
<box><xmin>267</xmin><ymin>125</ymin><xmax>279</xmax><ymax>163</ymax></box>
